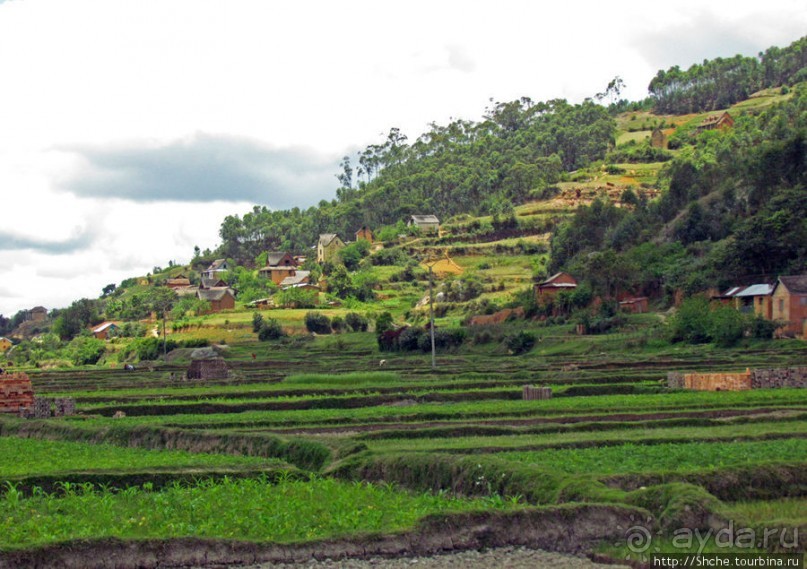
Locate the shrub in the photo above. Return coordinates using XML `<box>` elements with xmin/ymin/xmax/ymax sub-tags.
<box><xmin>749</xmin><ymin>316</ymin><xmax>777</xmax><ymax>340</ymax></box>
<box><xmin>258</xmin><ymin>318</ymin><xmax>285</xmax><ymax>341</ymax></box>
<box><xmin>505</xmin><ymin>331</ymin><xmax>536</xmax><ymax>355</ymax></box>
<box><xmin>345</xmin><ymin>312</ymin><xmax>369</xmax><ymax>332</ymax></box>
<box><xmin>251</xmin><ymin>312</ymin><xmax>263</xmax><ymax>333</ymax></box>
<box><xmin>304</xmin><ymin>312</ymin><xmax>332</xmax><ymax>334</ymax></box>
<box><xmin>709</xmin><ymin>305</ymin><xmax>745</xmax><ymax>347</ymax></box>
<box><xmin>331</xmin><ymin>316</ymin><xmax>345</xmax><ymax>333</ymax></box>
<box><xmin>374</xmin><ymin>312</ymin><xmax>394</xmax><ymax>334</ymax></box>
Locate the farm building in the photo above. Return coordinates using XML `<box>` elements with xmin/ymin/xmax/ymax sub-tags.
<box><xmin>197</xmin><ymin>288</ymin><xmax>236</xmax><ymax>313</ymax></box>
<box><xmin>91</xmin><ymin>321</ymin><xmax>119</xmax><ymax>340</ymax></box>
<box><xmin>27</xmin><ymin>306</ymin><xmax>48</xmax><ymax>322</ymax></box>
<box><xmin>259</xmin><ymin>266</ymin><xmax>297</xmax><ymax>285</ymax></box>
<box><xmin>696</xmin><ymin>111</ymin><xmax>734</xmax><ymax>132</ymax></box>
<box><xmin>408</xmin><ymin>215</ymin><xmax>440</xmax><ymax>235</ymax></box>
<box><xmin>534</xmin><ymin>272</ymin><xmax>577</xmax><ymax>298</ymax></box>
<box><xmin>317</xmin><ymin>234</ymin><xmax>345</xmax><ymax>263</ymax></box>
<box><xmin>712</xmin><ymin>284</ymin><xmax>774</xmax><ymax>319</ymax></box>
<box><xmin>772</xmin><ymin>275</ymin><xmax>807</xmax><ymax>337</ymax></box>
<box><xmin>0</xmin><ymin>337</ymin><xmax>12</xmax><ymax>352</ymax></box>
<box><xmin>279</xmin><ymin>270</ymin><xmax>313</xmax><ymax>289</ymax></box>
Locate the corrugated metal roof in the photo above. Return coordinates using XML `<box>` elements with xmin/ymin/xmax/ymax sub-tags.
<box><xmin>734</xmin><ymin>284</ymin><xmax>774</xmax><ymax>297</ymax></box>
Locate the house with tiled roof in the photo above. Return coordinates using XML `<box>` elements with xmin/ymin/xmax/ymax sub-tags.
<box><xmin>408</xmin><ymin>215</ymin><xmax>440</xmax><ymax>235</ymax></box>
<box><xmin>259</xmin><ymin>252</ymin><xmax>299</xmax><ymax>284</ymax></box>
<box><xmin>203</xmin><ymin>259</ymin><xmax>230</xmax><ymax>279</ymax></box>
<box><xmin>696</xmin><ymin>111</ymin><xmax>734</xmax><ymax>132</ymax></box>
<box><xmin>197</xmin><ymin>287</ymin><xmax>236</xmax><ymax>313</ymax></box>
<box><xmin>772</xmin><ymin>275</ymin><xmax>807</xmax><ymax>337</ymax></box>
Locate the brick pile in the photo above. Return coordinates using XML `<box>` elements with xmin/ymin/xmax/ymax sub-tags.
<box><xmin>522</xmin><ymin>385</ymin><xmax>552</xmax><ymax>400</ymax></box>
<box><xmin>0</xmin><ymin>372</ymin><xmax>34</xmax><ymax>413</ymax></box>
<box><xmin>682</xmin><ymin>369</ymin><xmax>752</xmax><ymax>391</ymax></box>
<box><xmin>54</xmin><ymin>398</ymin><xmax>76</xmax><ymax>417</ymax></box>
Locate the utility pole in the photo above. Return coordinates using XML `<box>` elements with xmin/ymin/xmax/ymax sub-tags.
<box><xmin>428</xmin><ymin>264</ymin><xmax>436</xmax><ymax>369</ymax></box>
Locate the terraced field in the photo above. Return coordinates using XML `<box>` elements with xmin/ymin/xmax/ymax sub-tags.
<box><xmin>1</xmin><ymin>344</ymin><xmax>805</xmax><ymax>567</ymax></box>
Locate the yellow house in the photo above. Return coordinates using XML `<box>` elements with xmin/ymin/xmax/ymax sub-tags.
<box><xmin>0</xmin><ymin>337</ymin><xmax>12</xmax><ymax>353</ymax></box>
<box><xmin>317</xmin><ymin>233</ymin><xmax>345</xmax><ymax>264</ymax></box>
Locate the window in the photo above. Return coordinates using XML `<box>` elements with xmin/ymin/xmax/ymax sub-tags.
<box><xmin>779</xmin><ymin>299</ymin><xmax>785</xmax><ymax>313</ymax></box>
<box><xmin>800</xmin><ymin>297</ymin><xmax>807</xmax><ymax>306</ymax></box>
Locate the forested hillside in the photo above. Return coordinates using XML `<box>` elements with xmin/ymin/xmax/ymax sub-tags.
<box><xmin>550</xmin><ymin>87</ymin><xmax>806</xmax><ymax>297</ymax></box>
<box><xmin>218</xmin><ymin>99</ymin><xmax>615</xmax><ymax>262</ymax></box>
<box><xmin>649</xmin><ymin>36</ymin><xmax>806</xmax><ymax>113</ymax></box>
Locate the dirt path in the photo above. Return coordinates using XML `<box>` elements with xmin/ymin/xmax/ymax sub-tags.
<box><xmin>240</xmin><ymin>547</ymin><xmax>630</xmax><ymax>569</ymax></box>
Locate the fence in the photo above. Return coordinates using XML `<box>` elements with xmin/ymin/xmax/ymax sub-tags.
<box><xmin>523</xmin><ymin>385</ymin><xmax>552</xmax><ymax>400</ymax></box>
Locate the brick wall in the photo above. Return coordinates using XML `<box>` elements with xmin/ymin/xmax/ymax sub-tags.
<box><xmin>751</xmin><ymin>367</ymin><xmax>807</xmax><ymax>389</ymax></box>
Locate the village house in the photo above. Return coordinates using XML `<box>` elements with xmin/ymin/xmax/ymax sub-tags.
<box><xmin>279</xmin><ymin>270</ymin><xmax>314</xmax><ymax>290</ymax></box>
<box><xmin>771</xmin><ymin>275</ymin><xmax>807</xmax><ymax>337</ymax></box>
<box><xmin>317</xmin><ymin>234</ymin><xmax>345</xmax><ymax>264</ymax></box>
<box><xmin>203</xmin><ymin>259</ymin><xmax>230</xmax><ymax>279</ymax></box>
<box><xmin>712</xmin><ymin>284</ymin><xmax>775</xmax><ymax>319</ymax></box>
<box><xmin>27</xmin><ymin>306</ymin><xmax>48</xmax><ymax>323</ymax></box>
<box><xmin>197</xmin><ymin>287</ymin><xmax>236</xmax><ymax>313</ymax></box>
<box><xmin>534</xmin><ymin>272</ymin><xmax>578</xmax><ymax>298</ymax></box>
<box><xmin>355</xmin><ymin>226</ymin><xmax>374</xmax><ymax>243</ymax></box>
<box><xmin>408</xmin><ymin>215</ymin><xmax>440</xmax><ymax>235</ymax></box>
<box><xmin>258</xmin><ymin>252</ymin><xmax>299</xmax><ymax>285</ymax></box>
<box><xmin>91</xmin><ymin>322</ymin><xmax>119</xmax><ymax>340</ymax></box>
<box><xmin>696</xmin><ymin>111</ymin><xmax>734</xmax><ymax>132</ymax></box>
<box><xmin>619</xmin><ymin>297</ymin><xmax>649</xmax><ymax>314</ymax></box>
<box><xmin>0</xmin><ymin>337</ymin><xmax>12</xmax><ymax>352</ymax></box>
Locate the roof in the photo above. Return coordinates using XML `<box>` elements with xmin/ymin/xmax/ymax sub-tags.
<box><xmin>175</xmin><ymin>286</ymin><xmax>200</xmax><ymax>297</ymax></box>
<box><xmin>537</xmin><ymin>272</ymin><xmax>577</xmax><ymax>287</ymax></box>
<box><xmin>31</xmin><ymin>306</ymin><xmax>47</xmax><ymax>313</ymax></box>
<box><xmin>319</xmin><ymin>233</ymin><xmax>340</xmax><ymax>246</ymax></box>
<box><xmin>410</xmin><ymin>215</ymin><xmax>440</xmax><ymax>224</ymax></box>
<box><xmin>197</xmin><ymin>287</ymin><xmax>235</xmax><ymax>301</ymax></box>
<box><xmin>265</xmin><ymin>252</ymin><xmax>294</xmax><ymax>266</ymax></box>
<box><xmin>166</xmin><ymin>277</ymin><xmax>191</xmax><ymax>286</ymax></box>
<box><xmin>280</xmin><ymin>271</ymin><xmax>311</xmax><ymax>287</ymax></box>
<box><xmin>200</xmin><ymin>277</ymin><xmax>227</xmax><ymax>289</ymax></box>
<box><xmin>734</xmin><ymin>284</ymin><xmax>774</xmax><ymax>297</ymax></box>
<box><xmin>92</xmin><ymin>321</ymin><xmax>118</xmax><ymax>333</ymax></box>
<box><xmin>207</xmin><ymin>259</ymin><xmax>227</xmax><ymax>270</ymax></box>
<box><xmin>699</xmin><ymin>112</ymin><xmax>732</xmax><ymax>127</ymax></box>
<box><xmin>779</xmin><ymin>275</ymin><xmax>807</xmax><ymax>295</ymax></box>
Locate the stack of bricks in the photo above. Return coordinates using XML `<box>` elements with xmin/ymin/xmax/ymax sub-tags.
<box><xmin>523</xmin><ymin>385</ymin><xmax>552</xmax><ymax>400</ymax></box>
<box><xmin>682</xmin><ymin>370</ymin><xmax>752</xmax><ymax>391</ymax></box>
<box><xmin>0</xmin><ymin>372</ymin><xmax>35</xmax><ymax>414</ymax></box>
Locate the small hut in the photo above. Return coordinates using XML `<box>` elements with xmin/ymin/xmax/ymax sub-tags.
<box><xmin>186</xmin><ymin>358</ymin><xmax>229</xmax><ymax>380</ymax></box>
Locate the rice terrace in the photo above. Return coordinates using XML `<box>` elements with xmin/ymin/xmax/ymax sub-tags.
<box><xmin>1</xmin><ymin>18</ymin><xmax>807</xmax><ymax>569</ymax></box>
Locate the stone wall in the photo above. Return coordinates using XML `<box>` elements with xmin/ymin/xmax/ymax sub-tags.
<box><xmin>751</xmin><ymin>367</ymin><xmax>807</xmax><ymax>389</ymax></box>
<box><xmin>668</xmin><ymin>367</ymin><xmax>807</xmax><ymax>391</ymax></box>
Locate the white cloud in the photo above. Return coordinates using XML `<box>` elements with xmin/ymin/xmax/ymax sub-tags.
<box><xmin>0</xmin><ymin>0</ymin><xmax>804</xmax><ymax>315</ymax></box>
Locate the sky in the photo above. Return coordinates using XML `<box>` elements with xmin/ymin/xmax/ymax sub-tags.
<box><xmin>1</xmin><ymin>0</ymin><xmax>805</xmax><ymax>316</ymax></box>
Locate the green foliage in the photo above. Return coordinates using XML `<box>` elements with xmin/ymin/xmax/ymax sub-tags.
<box><xmin>258</xmin><ymin>318</ymin><xmax>285</xmax><ymax>341</ymax></box>
<box><xmin>374</xmin><ymin>312</ymin><xmax>394</xmax><ymax>334</ymax></box>
<box><xmin>274</xmin><ymin>287</ymin><xmax>319</xmax><ymax>309</ymax></box>
<box><xmin>171</xmin><ymin>296</ymin><xmax>211</xmax><ymax>319</ymax></box>
<box><xmin>338</xmin><ymin>240</ymin><xmax>371</xmax><ymax>271</ymax></box>
<box><xmin>330</xmin><ymin>316</ymin><xmax>345</xmax><ymax>333</ymax></box>
<box><xmin>52</xmin><ymin>299</ymin><xmax>101</xmax><ymax>341</ymax></box>
<box><xmin>504</xmin><ymin>331</ymin><xmax>536</xmax><ymax>355</ymax></box>
<box><xmin>251</xmin><ymin>312</ymin><xmax>263</xmax><ymax>333</ymax></box>
<box><xmin>668</xmin><ymin>296</ymin><xmax>712</xmax><ymax>344</ymax></box>
<box><xmin>304</xmin><ymin>312</ymin><xmax>332</xmax><ymax>334</ymax></box>
<box><xmin>66</xmin><ymin>335</ymin><xmax>105</xmax><ymax>366</ymax></box>
<box><xmin>344</xmin><ymin>312</ymin><xmax>369</xmax><ymax>332</ymax></box>
<box><xmin>708</xmin><ymin>305</ymin><xmax>746</xmax><ymax>347</ymax></box>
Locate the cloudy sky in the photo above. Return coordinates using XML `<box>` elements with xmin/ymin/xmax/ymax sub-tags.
<box><xmin>1</xmin><ymin>0</ymin><xmax>805</xmax><ymax>316</ymax></box>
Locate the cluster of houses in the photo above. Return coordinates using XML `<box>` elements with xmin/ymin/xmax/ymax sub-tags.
<box><xmin>712</xmin><ymin>275</ymin><xmax>807</xmax><ymax>337</ymax></box>
<box><xmin>533</xmin><ymin>271</ymin><xmax>807</xmax><ymax>338</ymax></box>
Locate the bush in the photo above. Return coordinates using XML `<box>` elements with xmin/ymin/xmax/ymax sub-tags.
<box><xmin>374</xmin><ymin>312</ymin><xmax>394</xmax><ymax>334</ymax></box>
<box><xmin>67</xmin><ymin>336</ymin><xmax>105</xmax><ymax>366</ymax></box>
<box><xmin>668</xmin><ymin>296</ymin><xmax>711</xmax><ymax>344</ymax></box>
<box><xmin>345</xmin><ymin>312</ymin><xmax>369</xmax><ymax>332</ymax></box>
<box><xmin>709</xmin><ymin>305</ymin><xmax>746</xmax><ymax>347</ymax></box>
<box><xmin>331</xmin><ymin>316</ymin><xmax>345</xmax><ymax>333</ymax></box>
<box><xmin>749</xmin><ymin>316</ymin><xmax>777</xmax><ymax>340</ymax></box>
<box><xmin>252</xmin><ymin>312</ymin><xmax>264</xmax><ymax>333</ymax></box>
<box><xmin>304</xmin><ymin>312</ymin><xmax>332</xmax><ymax>334</ymax></box>
<box><xmin>258</xmin><ymin>318</ymin><xmax>285</xmax><ymax>341</ymax></box>
<box><xmin>505</xmin><ymin>331</ymin><xmax>536</xmax><ymax>355</ymax></box>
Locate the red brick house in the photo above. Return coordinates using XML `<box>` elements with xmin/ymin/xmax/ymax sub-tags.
<box><xmin>534</xmin><ymin>272</ymin><xmax>578</xmax><ymax>298</ymax></box>
<box><xmin>697</xmin><ymin>111</ymin><xmax>734</xmax><ymax>132</ymax></box>
<box><xmin>91</xmin><ymin>321</ymin><xmax>119</xmax><ymax>340</ymax></box>
<box><xmin>772</xmin><ymin>275</ymin><xmax>807</xmax><ymax>337</ymax></box>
